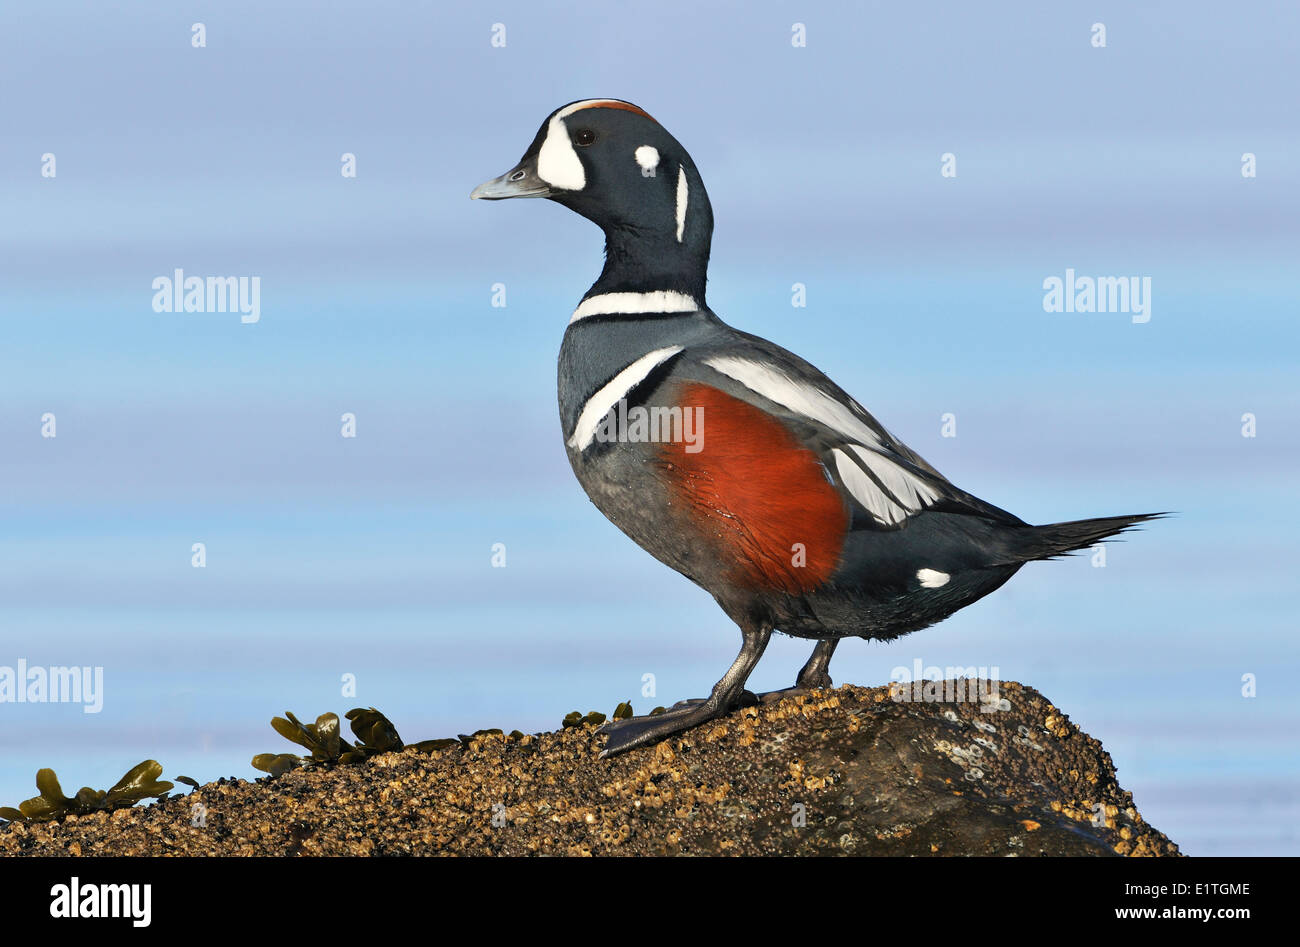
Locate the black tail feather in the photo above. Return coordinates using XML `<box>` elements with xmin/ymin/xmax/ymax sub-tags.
<box><xmin>1013</xmin><ymin>512</ymin><xmax>1168</xmax><ymax>562</ymax></box>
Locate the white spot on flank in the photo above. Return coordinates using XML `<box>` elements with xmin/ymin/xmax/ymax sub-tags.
<box><xmin>917</xmin><ymin>568</ymin><xmax>950</xmax><ymax>588</ymax></box>
<box><xmin>675</xmin><ymin>166</ymin><xmax>688</xmax><ymax>242</ymax></box>
<box><xmin>570</xmin><ymin>291</ymin><xmax>699</xmax><ymax>323</ymax></box>
<box><xmin>635</xmin><ymin>145</ymin><xmax>660</xmax><ymax>174</ymax></box>
<box><xmin>537</xmin><ymin>114</ymin><xmax>585</xmax><ymax>191</ymax></box>
<box><xmin>568</xmin><ymin>346</ymin><xmax>684</xmax><ymax>451</ymax></box>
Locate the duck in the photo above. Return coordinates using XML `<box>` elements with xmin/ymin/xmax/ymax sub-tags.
<box><xmin>472</xmin><ymin>99</ymin><xmax>1160</xmax><ymax>756</ymax></box>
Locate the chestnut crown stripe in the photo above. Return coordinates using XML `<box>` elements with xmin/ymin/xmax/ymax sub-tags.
<box><xmin>557</xmin><ymin>99</ymin><xmax>656</xmax><ymax>122</ymax></box>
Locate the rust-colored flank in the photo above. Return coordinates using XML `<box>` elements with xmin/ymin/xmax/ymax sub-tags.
<box><xmin>658</xmin><ymin>383</ymin><xmax>848</xmax><ymax>595</ymax></box>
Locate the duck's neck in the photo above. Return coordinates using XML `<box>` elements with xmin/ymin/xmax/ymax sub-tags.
<box><xmin>586</xmin><ymin>162</ymin><xmax>714</xmax><ymax>304</ymax></box>
<box><xmin>587</xmin><ymin>226</ymin><xmax>711</xmax><ymax>303</ymax></box>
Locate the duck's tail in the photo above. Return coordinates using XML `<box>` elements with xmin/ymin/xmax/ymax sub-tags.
<box><xmin>1010</xmin><ymin>512</ymin><xmax>1168</xmax><ymax>562</ymax></box>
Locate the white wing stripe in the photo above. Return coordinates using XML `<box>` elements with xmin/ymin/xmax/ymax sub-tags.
<box><xmin>704</xmin><ymin>356</ymin><xmax>940</xmax><ymax>525</ymax></box>
<box><xmin>702</xmin><ymin>356</ymin><xmax>884</xmax><ymax>449</ymax></box>
<box><xmin>833</xmin><ymin>449</ymin><xmax>907</xmax><ymax>525</ymax></box>
<box><xmin>847</xmin><ymin>444</ymin><xmax>940</xmax><ymax>510</ymax></box>
<box><xmin>567</xmin><ymin>346</ymin><xmax>684</xmax><ymax>451</ymax></box>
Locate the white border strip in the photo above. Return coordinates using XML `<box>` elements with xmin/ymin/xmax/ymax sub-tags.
<box><xmin>567</xmin><ymin>346</ymin><xmax>684</xmax><ymax>451</ymax></box>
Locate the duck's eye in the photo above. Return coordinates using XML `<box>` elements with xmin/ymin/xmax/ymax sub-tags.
<box><xmin>575</xmin><ymin>128</ymin><xmax>596</xmax><ymax>147</ymax></box>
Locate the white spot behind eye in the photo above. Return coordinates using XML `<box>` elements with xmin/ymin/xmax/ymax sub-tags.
<box><xmin>634</xmin><ymin>145</ymin><xmax>660</xmax><ymax>175</ymax></box>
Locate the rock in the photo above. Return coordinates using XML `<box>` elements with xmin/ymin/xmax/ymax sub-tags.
<box><xmin>0</xmin><ymin>681</ymin><xmax>1179</xmax><ymax>856</ymax></box>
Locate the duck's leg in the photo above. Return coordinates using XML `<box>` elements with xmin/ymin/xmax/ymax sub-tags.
<box><xmin>756</xmin><ymin>637</ymin><xmax>839</xmax><ymax>704</ymax></box>
<box><xmin>598</xmin><ymin>622</ymin><xmax>771</xmax><ymax>757</ymax></box>
<box><xmin>795</xmin><ymin>638</ymin><xmax>838</xmax><ymax>689</ymax></box>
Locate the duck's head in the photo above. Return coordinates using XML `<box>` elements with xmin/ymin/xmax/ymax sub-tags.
<box><xmin>472</xmin><ymin>99</ymin><xmax>712</xmax><ymax>298</ymax></box>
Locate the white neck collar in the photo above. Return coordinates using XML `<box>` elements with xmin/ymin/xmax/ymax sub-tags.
<box><xmin>570</xmin><ymin>290</ymin><xmax>699</xmax><ymax>324</ymax></box>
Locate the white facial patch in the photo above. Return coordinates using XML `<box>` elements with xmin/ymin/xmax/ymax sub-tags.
<box><xmin>917</xmin><ymin>568</ymin><xmax>951</xmax><ymax>588</ymax></box>
<box><xmin>537</xmin><ymin>114</ymin><xmax>585</xmax><ymax>191</ymax></box>
<box><xmin>675</xmin><ymin>166</ymin><xmax>688</xmax><ymax>242</ymax></box>
<box><xmin>568</xmin><ymin>346</ymin><xmax>684</xmax><ymax>451</ymax></box>
<box><xmin>634</xmin><ymin>145</ymin><xmax>660</xmax><ymax>176</ymax></box>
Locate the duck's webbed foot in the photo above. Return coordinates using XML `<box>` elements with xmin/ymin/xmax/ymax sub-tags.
<box><xmin>598</xmin><ymin>624</ymin><xmax>771</xmax><ymax>757</ymax></box>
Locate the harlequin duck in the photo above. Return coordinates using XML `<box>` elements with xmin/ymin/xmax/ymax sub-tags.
<box><xmin>472</xmin><ymin>99</ymin><xmax>1161</xmax><ymax>756</ymax></box>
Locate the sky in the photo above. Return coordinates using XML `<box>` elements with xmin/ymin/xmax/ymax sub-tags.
<box><xmin>0</xmin><ymin>1</ymin><xmax>1297</xmax><ymax>856</ymax></box>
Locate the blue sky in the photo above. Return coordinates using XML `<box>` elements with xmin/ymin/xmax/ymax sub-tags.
<box><xmin>1</xmin><ymin>1</ymin><xmax>1297</xmax><ymax>855</ymax></box>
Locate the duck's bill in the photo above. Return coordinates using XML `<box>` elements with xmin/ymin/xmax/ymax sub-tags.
<box><xmin>470</xmin><ymin>164</ymin><xmax>551</xmax><ymax>200</ymax></box>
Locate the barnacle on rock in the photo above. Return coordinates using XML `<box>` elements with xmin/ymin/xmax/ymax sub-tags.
<box><xmin>1</xmin><ymin>682</ymin><xmax>1182</xmax><ymax>858</ymax></box>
